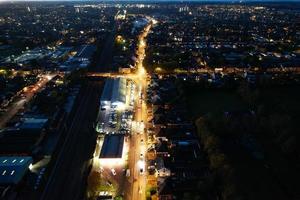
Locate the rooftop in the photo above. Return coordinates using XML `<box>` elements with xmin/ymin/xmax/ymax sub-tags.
<box><xmin>99</xmin><ymin>134</ymin><xmax>125</xmax><ymax>159</ymax></box>
<box><xmin>74</xmin><ymin>45</ymin><xmax>96</xmax><ymax>59</ymax></box>
<box><xmin>100</xmin><ymin>78</ymin><xmax>127</xmax><ymax>105</ymax></box>
<box><xmin>0</xmin><ymin>129</ymin><xmax>42</xmax><ymax>154</ymax></box>
<box><xmin>19</xmin><ymin>117</ymin><xmax>48</xmax><ymax>130</ymax></box>
<box><xmin>0</xmin><ymin>156</ymin><xmax>32</xmax><ymax>185</ymax></box>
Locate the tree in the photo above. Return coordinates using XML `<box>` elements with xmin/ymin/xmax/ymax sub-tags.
<box><xmin>210</xmin><ymin>153</ymin><xmax>226</xmax><ymax>170</ymax></box>
<box><xmin>87</xmin><ymin>170</ymin><xmax>102</xmax><ymax>198</ymax></box>
<box><xmin>237</xmin><ymin>82</ymin><xmax>259</xmax><ymax>109</ymax></box>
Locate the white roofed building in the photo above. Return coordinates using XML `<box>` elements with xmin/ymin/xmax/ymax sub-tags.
<box><xmin>100</xmin><ymin>78</ymin><xmax>127</xmax><ymax>109</ymax></box>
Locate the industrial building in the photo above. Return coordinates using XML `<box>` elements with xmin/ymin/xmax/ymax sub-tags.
<box><xmin>0</xmin><ymin>156</ymin><xmax>33</xmax><ymax>185</ymax></box>
<box><xmin>99</xmin><ymin>134</ymin><xmax>125</xmax><ymax>159</ymax></box>
<box><xmin>100</xmin><ymin>78</ymin><xmax>127</xmax><ymax>109</ymax></box>
<box><xmin>0</xmin><ymin>115</ymin><xmax>48</xmax><ymax>155</ymax></box>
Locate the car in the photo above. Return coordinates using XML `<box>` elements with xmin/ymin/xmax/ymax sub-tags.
<box><xmin>111</xmin><ymin>168</ymin><xmax>116</xmax><ymax>176</ymax></box>
<box><xmin>97</xmin><ymin>122</ymin><xmax>105</xmax><ymax>133</ymax></box>
<box><xmin>110</xmin><ymin>123</ymin><xmax>117</xmax><ymax>128</ymax></box>
<box><xmin>107</xmin><ymin>181</ymin><xmax>113</xmax><ymax>186</ymax></box>
<box><xmin>40</xmin><ymin>168</ymin><xmax>46</xmax><ymax>174</ymax></box>
<box><xmin>126</xmin><ymin>169</ymin><xmax>130</xmax><ymax>177</ymax></box>
<box><xmin>139</xmin><ymin>168</ymin><xmax>144</xmax><ymax>175</ymax></box>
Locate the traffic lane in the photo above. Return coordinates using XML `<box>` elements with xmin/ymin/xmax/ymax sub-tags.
<box><xmin>138</xmin><ymin>133</ymin><xmax>147</xmax><ymax>199</ymax></box>
<box><xmin>130</xmin><ymin>84</ymin><xmax>146</xmax><ymax>200</ymax></box>
<box><xmin>132</xmin><ymin>134</ymin><xmax>140</xmax><ymax>200</ymax></box>
<box><xmin>126</xmin><ymin>130</ymin><xmax>140</xmax><ymax>200</ymax></box>
<box><xmin>125</xmin><ymin>131</ymin><xmax>138</xmax><ymax>200</ymax></box>
<box><xmin>0</xmin><ymin>75</ymin><xmax>54</xmax><ymax>128</ymax></box>
<box><xmin>136</xmin><ymin>134</ymin><xmax>147</xmax><ymax>199</ymax></box>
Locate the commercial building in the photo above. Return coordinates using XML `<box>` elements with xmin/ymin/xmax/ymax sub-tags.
<box><xmin>99</xmin><ymin>134</ymin><xmax>127</xmax><ymax>167</ymax></box>
<box><xmin>100</xmin><ymin>78</ymin><xmax>127</xmax><ymax>109</ymax></box>
<box><xmin>74</xmin><ymin>45</ymin><xmax>96</xmax><ymax>61</ymax></box>
<box><xmin>100</xmin><ymin>134</ymin><xmax>125</xmax><ymax>159</ymax></box>
<box><xmin>0</xmin><ymin>115</ymin><xmax>48</xmax><ymax>155</ymax></box>
<box><xmin>19</xmin><ymin>117</ymin><xmax>48</xmax><ymax>130</ymax></box>
<box><xmin>0</xmin><ymin>128</ymin><xmax>43</xmax><ymax>155</ymax></box>
<box><xmin>0</xmin><ymin>156</ymin><xmax>33</xmax><ymax>185</ymax></box>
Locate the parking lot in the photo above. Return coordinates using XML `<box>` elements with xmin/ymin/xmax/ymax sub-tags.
<box><xmin>96</xmin><ymin>80</ymin><xmax>135</xmax><ymax>135</ymax></box>
<box><xmin>91</xmin><ymin>79</ymin><xmax>139</xmax><ymax>197</ymax></box>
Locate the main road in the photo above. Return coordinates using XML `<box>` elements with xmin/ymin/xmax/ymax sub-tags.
<box><xmin>126</xmin><ymin>21</ymin><xmax>153</xmax><ymax>200</ymax></box>
<box><xmin>0</xmin><ymin>74</ymin><xmax>56</xmax><ymax>128</ymax></box>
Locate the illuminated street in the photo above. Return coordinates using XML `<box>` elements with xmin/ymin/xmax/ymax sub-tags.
<box><xmin>2</xmin><ymin>2</ymin><xmax>300</xmax><ymax>200</ymax></box>
<box><xmin>0</xmin><ymin>74</ymin><xmax>56</xmax><ymax>128</ymax></box>
<box><xmin>89</xmin><ymin>18</ymin><xmax>154</xmax><ymax>200</ymax></box>
<box><xmin>128</xmin><ymin>22</ymin><xmax>152</xmax><ymax>200</ymax></box>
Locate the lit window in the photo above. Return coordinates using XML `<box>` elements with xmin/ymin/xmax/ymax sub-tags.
<box><xmin>11</xmin><ymin>170</ymin><xmax>15</xmax><ymax>175</ymax></box>
<box><xmin>2</xmin><ymin>170</ymin><xmax>6</xmax><ymax>176</ymax></box>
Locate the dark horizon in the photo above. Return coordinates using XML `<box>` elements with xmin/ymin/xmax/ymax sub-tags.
<box><xmin>1</xmin><ymin>0</ymin><xmax>300</xmax><ymax>3</ymax></box>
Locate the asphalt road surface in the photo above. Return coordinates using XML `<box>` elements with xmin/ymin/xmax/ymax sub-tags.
<box><xmin>0</xmin><ymin>74</ymin><xmax>55</xmax><ymax>128</ymax></box>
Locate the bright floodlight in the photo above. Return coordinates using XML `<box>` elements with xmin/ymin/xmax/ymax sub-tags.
<box><xmin>138</xmin><ymin>67</ymin><xmax>146</xmax><ymax>76</ymax></box>
<box><xmin>46</xmin><ymin>75</ymin><xmax>52</xmax><ymax>81</ymax></box>
<box><xmin>137</xmin><ymin>159</ymin><xmax>145</xmax><ymax>169</ymax></box>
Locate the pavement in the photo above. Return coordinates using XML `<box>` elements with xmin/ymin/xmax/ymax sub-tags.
<box><xmin>126</xmin><ymin>21</ymin><xmax>152</xmax><ymax>200</ymax></box>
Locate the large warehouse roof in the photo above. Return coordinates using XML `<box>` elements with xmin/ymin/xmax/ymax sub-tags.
<box><xmin>100</xmin><ymin>78</ymin><xmax>127</xmax><ymax>105</ymax></box>
<box><xmin>0</xmin><ymin>129</ymin><xmax>42</xmax><ymax>154</ymax></box>
<box><xmin>99</xmin><ymin>134</ymin><xmax>125</xmax><ymax>159</ymax></box>
<box><xmin>111</xmin><ymin>78</ymin><xmax>126</xmax><ymax>105</ymax></box>
<box><xmin>0</xmin><ymin>156</ymin><xmax>32</xmax><ymax>185</ymax></box>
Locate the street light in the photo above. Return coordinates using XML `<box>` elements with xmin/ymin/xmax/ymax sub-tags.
<box><xmin>138</xmin><ymin>67</ymin><xmax>146</xmax><ymax>77</ymax></box>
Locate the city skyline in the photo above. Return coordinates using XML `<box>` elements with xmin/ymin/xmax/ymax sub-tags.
<box><xmin>1</xmin><ymin>0</ymin><xmax>300</xmax><ymax>2</ymax></box>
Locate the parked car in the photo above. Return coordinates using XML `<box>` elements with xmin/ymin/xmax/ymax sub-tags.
<box><xmin>111</xmin><ymin>168</ymin><xmax>116</xmax><ymax>176</ymax></box>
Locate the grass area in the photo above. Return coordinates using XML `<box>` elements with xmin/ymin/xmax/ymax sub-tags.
<box><xmin>185</xmin><ymin>85</ymin><xmax>246</xmax><ymax>118</ymax></box>
<box><xmin>146</xmin><ymin>186</ymin><xmax>157</xmax><ymax>199</ymax></box>
<box><xmin>193</xmin><ymin>84</ymin><xmax>300</xmax><ymax>199</ymax></box>
<box><xmin>259</xmin><ymin>85</ymin><xmax>300</xmax><ymax>116</ymax></box>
